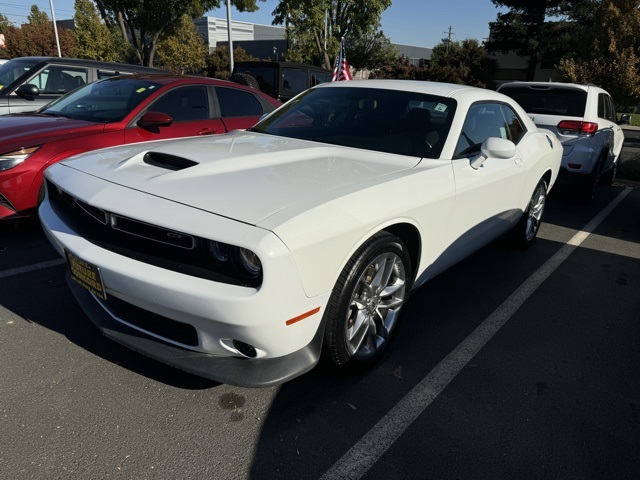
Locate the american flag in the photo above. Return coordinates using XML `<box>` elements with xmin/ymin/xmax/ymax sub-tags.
<box><xmin>332</xmin><ymin>38</ymin><xmax>353</xmax><ymax>82</ymax></box>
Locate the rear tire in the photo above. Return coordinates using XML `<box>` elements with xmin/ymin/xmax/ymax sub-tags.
<box><xmin>323</xmin><ymin>232</ymin><xmax>413</xmax><ymax>371</ymax></box>
<box><xmin>510</xmin><ymin>178</ymin><xmax>547</xmax><ymax>248</ymax></box>
<box><xmin>580</xmin><ymin>156</ymin><xmax>604</xmax><ymax>202</ymax></box>
<box><xmin>600</xmin><ymin>159</ymin><xmax>617</xmax><ymax>186</ymax></box>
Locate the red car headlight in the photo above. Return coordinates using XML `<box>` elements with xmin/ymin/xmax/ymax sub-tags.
<box><xmin>0</xmin><ymin>145</ymin><xmax>42</xmax><ymax>172</ymax></box>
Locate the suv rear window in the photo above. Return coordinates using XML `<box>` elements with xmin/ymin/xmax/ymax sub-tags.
<box><xmin>500</xmin><ymin>86</ymin><xmax>587</xmax><ymax>117</ymax></box>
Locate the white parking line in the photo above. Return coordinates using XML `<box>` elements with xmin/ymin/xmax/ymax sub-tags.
<box><xmin>0</xmin><ymin>258</ymin><xmax>65</xmax><ymax>279</ymax></box>
<box><xmin>320</xmin><ymin>187</ymin><xmax>632</xmax><ymax>480</ymax></box>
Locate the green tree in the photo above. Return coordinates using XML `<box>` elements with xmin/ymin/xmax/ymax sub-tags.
<box><xmin>368</xmin><ymin>55</ymin><xmax>428</xmax><ymax>80</ymax></box>
<box><xmin>28</xmin><ymin>5</ymin><xmax>51</xmax><ymax>25</ymax></box>
<box><xmin>430</xmin><ymin>39</ymin><xmax>497</xmax><ymax>88</ymax></box>
<box><xmin>486</xmin><ymin>0</ymin><xmax>565</xmax><ymax>81</ymax></box>
<box><xmin>156</xmin><ymin>15</ymin><xmax>207</xmax><ymax>74</ymax></box>
<box><xmin>273</xmin><ymin>0</ymin><xmax>392</xmax><ymax>70</ymax></box>
<box><xmin>204</xmin><ymin>45</ymin><xmax>257</xmax><ymax>79</ymax></box>
<box><xmin>73</xmin><ymin>0</ymin><xmax>125</xmax><ymax>62</ymax></box>
<box><xmin>0</xmin><ymin>13</ymin><xmax>10</xmax><ymax>34</ymax></box>
<box><xmin>557</xmin><ymin>0</ymin><xmax>640</xmax><ymax>109</ymax></box>
<box><xmin>347</xmin><ymin>29</ymin><xmax>398</xmax><ymax>70</ymax></box>
<box><xmin>94</xmin><ymin>0</ymin><xmax>265</xmax><ymax>67</ymax></box>
<box><xmin>3</xmin><ymin>7</ymin><xmax>76</xmax><ymax>58</ymax></box>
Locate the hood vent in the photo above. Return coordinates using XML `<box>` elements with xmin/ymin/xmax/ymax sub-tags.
<box><xmin>143</xmin><ymin>152</ymin><xmax>198</xmax><ymax>171</ymax></box>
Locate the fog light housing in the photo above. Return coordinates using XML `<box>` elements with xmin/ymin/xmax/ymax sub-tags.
<box><xmin>233</xmin><ymin>339</ymin><xmax>257</xmax><ymax>358</ymax></box>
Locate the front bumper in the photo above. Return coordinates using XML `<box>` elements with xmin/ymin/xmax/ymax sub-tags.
<box><xmin>67</xmin><ymin>274</ymin><xmax>325</xmax><ymax>387</ymax></box>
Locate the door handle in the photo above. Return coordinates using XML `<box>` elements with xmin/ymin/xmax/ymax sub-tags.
<box><xmin>198</xmin><ymin>128</ymin><xmax>217</xmax><ymax>135</ymax></box>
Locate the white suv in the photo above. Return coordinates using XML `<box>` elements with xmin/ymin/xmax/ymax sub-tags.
<box><xmin>498</xmin><ymin>82</ymin><xmax>624</xmax><ymax>201</ymax></box>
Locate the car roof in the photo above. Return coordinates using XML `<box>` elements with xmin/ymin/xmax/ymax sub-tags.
<box><xmin>11</xmin><ymin>56</ymin><xmax>164</xmax><ymax>72</ymax></box>
<box><xmin>313</xmin><ymin>79</ymin><xmax>508</xmax><ymax>101</ymax></box>
<box><xmin>498</xmin><ymin>81</ymin><xmax>602</xmax><ymax>93</ymax></box>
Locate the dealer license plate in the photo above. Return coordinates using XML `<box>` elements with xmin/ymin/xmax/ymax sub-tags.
<box><xmin>66</xmin><ymin>250</ymin><xmax>107</xmax><ymax>300</ymax></box>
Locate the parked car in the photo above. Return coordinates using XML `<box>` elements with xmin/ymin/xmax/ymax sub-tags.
<box><xmin>497</xmin><ymin>81</ymin><xmax>624</xmax><ymax>201</ymax></box>
<box><xmin>0</xmin><ymin>56</ymin><xmax>165</xmax><ymax>115</ymax></box>
<box><xmin>0</xmin><ymin>74</ymin><xmax>281</xmax><ymax>219</ymax></box>
<box><xmin>232</xmin><ymin>61</ymin><xmax>332</xmax><ymax>102</ymax></box>
<box><xmin>40</xmin><ymin>80</ymin><xmax>561</xmax><ymax>387</ymax></box>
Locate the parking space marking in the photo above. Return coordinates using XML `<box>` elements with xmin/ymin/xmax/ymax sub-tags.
<box><xmin>320</xmin><ymin>187</ymin><xmax>632</xmax><ymax>480</ymax></box>
<box><xmin>0</xmin><ymin>258</ymin><xmax>65</xmax><ymax>279</ymax></box>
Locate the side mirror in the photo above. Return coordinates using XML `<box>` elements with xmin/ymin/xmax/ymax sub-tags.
<box><xmin>15</xmin><ymin>84</ymin><xmax>40</xmax><ymax>99</ymax></box>
<box><xmin>481</xmin><ymin>137</ymin><xmax>516</xmax><ymax>159</ymax></box>
<box><xmin>137</xmin><ymin>111</ymin><xmax>173</xmax><ymax>129</ymax></box>
<box><xmin>618</xmin><ymin>114</ymin><xmax>631</xmax><ymax>125</ymax></box>
<box><xmin>471</xmin><ymin>137</ymin><xmax>516</xmax><ymax>169</ymax></box>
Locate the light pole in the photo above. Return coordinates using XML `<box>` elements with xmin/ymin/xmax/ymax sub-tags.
<box><xmin>226</xmin><ymin>0</ymin><xmax>234</xmax><ymax>75</ymax></box>
<box><xmin>49</xmin><ymin>0</ymin><xmax>62</xmax><ymax>57</ymax></box>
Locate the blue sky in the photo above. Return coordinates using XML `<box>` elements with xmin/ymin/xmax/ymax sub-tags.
<box><xmin>3</xmin><ymin>0</ymin><xmax>503</xmax><ymax>48</ymax></box>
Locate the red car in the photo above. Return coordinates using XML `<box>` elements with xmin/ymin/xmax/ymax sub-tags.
<box><xmin>0</xmin><ymin>74</ymin><xmax>281</xmax><ymax>219</ymax></box>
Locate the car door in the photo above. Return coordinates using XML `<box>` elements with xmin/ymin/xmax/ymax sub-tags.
<box><xmin>448</xmin><ymin>102</ymin><xmax>528</xmax><ymax>254</ymax></box>
<box><xmin>124</xmin><ymin>85</ymin><xmax>226</xmax><ymax>143</ymax></box>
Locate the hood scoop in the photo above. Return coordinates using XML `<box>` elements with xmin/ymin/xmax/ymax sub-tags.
<box><xmin>143</xmin><ymin>152</ymin><xmax>198</xmax><ymax>171</ymax></box>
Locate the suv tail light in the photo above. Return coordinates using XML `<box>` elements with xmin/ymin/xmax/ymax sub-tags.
<box><xmin>557</xmin><ymin>120</ymin><xmax>598</xmax><ymax>136</ymax></box>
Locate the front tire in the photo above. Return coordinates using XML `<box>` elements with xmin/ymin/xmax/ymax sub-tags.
<box><xmin>323</xmin><ymin>232</ymin><xmax>413</xmax><ymax>370</ymax></box>
<box><xmin>511</xmin><ymin>178</ymin><xmax>547</xmax><ymax>248</ymax></box>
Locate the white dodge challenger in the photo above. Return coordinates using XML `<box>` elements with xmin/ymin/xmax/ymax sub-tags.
<box><xmin>39</xmin><ymin>80</ymin><xmax>561</xmax><ymax>387</ymax></box>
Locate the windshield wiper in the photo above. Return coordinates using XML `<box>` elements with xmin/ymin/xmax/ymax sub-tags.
<box><xmin>38</xmin><ymin>111</ymin><xmax>75</xmax><ymax>119</ymax></box>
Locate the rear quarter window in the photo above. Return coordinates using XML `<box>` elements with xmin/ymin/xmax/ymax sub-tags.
<box><xmin>500</xmin><ymin>86</ymin><xmax>587</xmax><ymax>117</ymax></box>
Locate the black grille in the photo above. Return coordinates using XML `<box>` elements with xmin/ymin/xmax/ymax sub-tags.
<box><xmin>46</xmin><ymin>179</ymin><xmax>262</xmax><ymax>288</ymax></box>
<box><xmin>101</xmin><ymin>295</ymin><xmax>199</xmax><ymax>346</ymax></box>
<box><xmin>111</xmin><ymin>214</ymin><xmax>195</xmax><ymax>249</ymax></box>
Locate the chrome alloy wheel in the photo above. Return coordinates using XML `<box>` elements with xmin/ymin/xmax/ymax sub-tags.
<box><xmin>344</xmin><ymin>252</ymin><xmax>407</xmax><ymax>360</ymax></box>
<box><xmin>525</xmin><ymin>181</ymin><xmax>547</xmax><ymax>243</ymax></box>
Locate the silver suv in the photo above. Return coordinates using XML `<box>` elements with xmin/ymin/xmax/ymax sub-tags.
<box><xmin>0</xmin><ymin>57</ymin><xmax>163</xmax><ymax>115</ymax></box>
<box><xmin>498</xmin><ymin>82</ymin><xmax>624</xmax><ymax>201</ymax></box>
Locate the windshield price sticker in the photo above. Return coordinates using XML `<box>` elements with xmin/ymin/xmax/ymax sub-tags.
<box><xmin>66</xmin><ymin>250</ymin><xmax>106</xmax><ymax>300</ymax></box>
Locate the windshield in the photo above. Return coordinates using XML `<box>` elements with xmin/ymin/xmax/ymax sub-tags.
<box><xmin>0</xmin><ymin>59</ymin><xmax>38</xmax><ymax>91</ymax></box>
<box><xmin>254</xmin><ymin>86</ymin><xmax>456</xmax><ymax>158</ymax></box>
<box><xmin>41</xmin><ymin>77</ymin><xmax>161</xmax><ymax>122</ymax></box>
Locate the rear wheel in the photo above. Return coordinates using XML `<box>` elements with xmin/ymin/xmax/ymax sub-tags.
<box><xmin>600</xmin><ymin>159</ymin><xmax>617</xmax><ymax>186</ymax></box>
<box><xmin>580</xmin><ymin>156</ymin><xmax>604</xmax><ymax>202</ymax></box>
<box><xmin>323</xmin><ymin>232</ymin><xmax>412</xmax><ymax>370</ymax></box>
<box><xmin>511</xmin><ymin>178</ymin><xmax>547</xmax><ymax>248</ymax></box>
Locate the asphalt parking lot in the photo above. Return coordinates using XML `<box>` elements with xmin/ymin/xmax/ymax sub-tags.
<box><xmin>1</xmin><ymin>176</ymin><xmax>639</xmax><ymax>479</ymax></box>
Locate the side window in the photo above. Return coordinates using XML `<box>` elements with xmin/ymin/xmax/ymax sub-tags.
<box><xmin>310</xmin><ymin>71</ymin><xmax>331</xmax><ymax>87</ymax></box>
<box><xmin>148</xmin><ymin>86</ymin><xmax>209</xmax><ymax>122</ymax></box>
<box><xmin>606</xmin><ymin>95</ymin><xmax>617</xmax><ymax>122</ymax></box>
<box><xmin>598</xmin><ymin>93</ymin><xmax>607</xmax><ymax>120</ymax></box>
<box><xmin>499</xmin><ymin>104</ymin><xmax>526</xmax><ymax>144</ymax></box>
<box><xmin>454</xmin><ymin>103</ymin><xmax>526</xmax><ymax>158</ymax></box>
<box><xmin>216</xmin><ymin>87</ymin><xmax>263</xmax><ymax>117</ymax></box>
<box><xmin>282</xmin><ymin>68</ymin><xmax>308</xmax><ymax>94</ymax></box>
<box><xmin>455</xmin><ymin>103</ymin><xmax>512</xmax><ymax>157</ymax></box>
<box><xmin>29</xmin><ymin>66</ymin><xmax>88</xmax><ymax>94</ymax></box>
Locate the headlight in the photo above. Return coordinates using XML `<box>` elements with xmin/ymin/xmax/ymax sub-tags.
<box><xmin>207</xmin><ymin>240</ymin><xmax>230</xmax><ymax>263</ymax></box>
<box><xmin>237</xmin><ymin>248</ymin><xmax>262</xmax><ymax>278</ymax></box>
<box><xmin>0</xmin><ymin>146</ymin><xmax>41</xmax><ymax>172</ymax></box>
<box><xmin>206</xmin><ymin>240</ymin><xmax>262</xmax><ymax>281</ymax></box>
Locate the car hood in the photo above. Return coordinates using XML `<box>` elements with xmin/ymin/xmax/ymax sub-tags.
<box><xmin>59</xmin><ymin>130</ymin><xmax>420</xmax><ymax>226</ymax></box>
<box><xmin>0</xmin><ymin>114</ymin><xmax>104</xmax><ymax>146</ymax></box>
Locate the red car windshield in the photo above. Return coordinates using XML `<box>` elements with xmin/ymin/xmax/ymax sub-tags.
<box><xmin>40</xmin><ymin>76</ymin><xmax>162</xmax><ymax>123</ymax></box>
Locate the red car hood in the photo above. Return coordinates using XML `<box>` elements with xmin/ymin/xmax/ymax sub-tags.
<box><xmin>0</xmin><ymin>114</ymin><xmax>105</xmax><ymax>148</ymax></box>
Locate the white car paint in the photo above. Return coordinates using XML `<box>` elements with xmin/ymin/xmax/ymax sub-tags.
<box><xmin>40</xmin><ymin>80</ymin><xmax>562</xmax><ymax>387</ymax></box>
